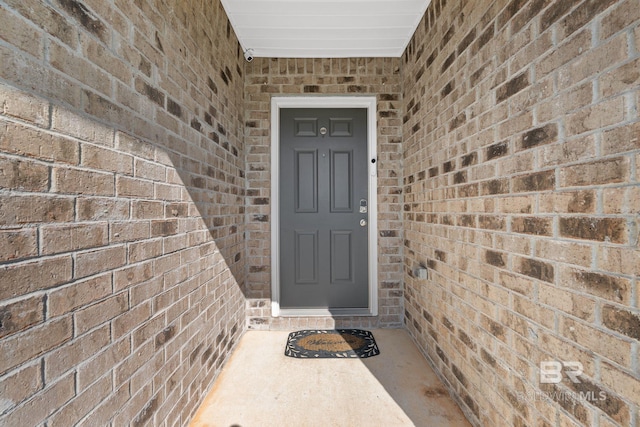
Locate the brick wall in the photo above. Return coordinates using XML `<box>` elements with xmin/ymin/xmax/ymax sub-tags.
<box><xmin>244</xmin><ymin>58</ymin><xmax>405</xmax><ymax>329</ymax></box>
<box><xmin>0</xmin><ymin>0</ymin><xmax>245</xmax><ymax>426</ymax></box>
<box><xmin>403</xmin><ymin>0</ymin><xmax>640</xmax><ymax>425</ymax></box>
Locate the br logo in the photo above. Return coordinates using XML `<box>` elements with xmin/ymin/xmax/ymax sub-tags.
<box><xmin>539</xmin><ymin>361</ymin><xmax>583</xmax><ymax>384</ymax></box>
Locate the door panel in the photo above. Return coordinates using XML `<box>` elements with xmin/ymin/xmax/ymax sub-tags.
<box><xmin>330</xmin><ymin>118</ymin><xmax>353</xmax><ymax>137</ymax></box>
<box><xmin>330</xmin><ymin>150</ymin><xmax>353</xmax><ymax>213</ymax></box>
<box><xmin>294</xmin><ymin>118</ymin><xmax>318</xmax><ymax>136</ymax></box>
<box><xmin>280</xmin><ymin>108</ymin><xmax>368</xmax><ymax>309</ymax></box>
<box><xmin>295</xmin><ymin>230</ymin><xmax>318</xmax><ymax>284</ymax></box>
<box><xmin>294</xmin><ymin>150</ymin><xmax>318</xmax><ymax>213</ymax></box>
<box><xmin>330</xmin><ymin>230</ymin><xmax>354</xmax><ymax>284</ymax></box>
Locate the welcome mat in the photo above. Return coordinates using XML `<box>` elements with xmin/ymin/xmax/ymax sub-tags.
<box><xmin>284</xmin><ymin>329</ymin><xmax>380</xmax><ymax>358</ymax></box>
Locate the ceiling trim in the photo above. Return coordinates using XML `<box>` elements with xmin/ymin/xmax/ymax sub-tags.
<box><xmin>220</xmin><ymin>0</ymin><xmax>432</xmax><ymax>58</ymax></box>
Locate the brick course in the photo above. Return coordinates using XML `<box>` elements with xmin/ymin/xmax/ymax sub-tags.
<box><xmin>403</xmin><ymin>0</ymin><xmax>640</xmax><ymax>425</ymax></box>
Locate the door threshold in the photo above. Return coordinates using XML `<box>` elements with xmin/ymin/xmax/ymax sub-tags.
<box><xmin>278</xmin><ymin>308</ymin><xmax>374</xmax><ymax>317</ymax></box>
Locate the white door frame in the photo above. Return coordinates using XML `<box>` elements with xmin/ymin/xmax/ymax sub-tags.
<box><xmin>270</xmin><ymin>96</ymin><xmax>378</xmax><ymax>317</ymax></box>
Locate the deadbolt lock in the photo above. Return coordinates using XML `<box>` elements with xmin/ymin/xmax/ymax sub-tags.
<box><xmin>360</xmin><ymin>199</ymin><xmax>368</xmax><ymax>213</ymax></box>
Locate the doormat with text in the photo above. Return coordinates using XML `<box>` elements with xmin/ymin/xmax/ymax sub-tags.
<box><xmin>284</xmin><ymin>329</ymin><xmax>380</xmax><ymax>358</ymax></box>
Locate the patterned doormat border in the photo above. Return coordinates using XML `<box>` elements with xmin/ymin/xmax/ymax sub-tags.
<box><xmin>284</xmin><ymin>329</ymin><xmax>380</xmax><ymax>358</ymax></box>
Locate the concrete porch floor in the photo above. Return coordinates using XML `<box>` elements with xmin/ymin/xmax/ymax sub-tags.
<box><xmin>190</xmin><ymin>329</ymin><xmax>471</xmax><ymax>427</ymax></box>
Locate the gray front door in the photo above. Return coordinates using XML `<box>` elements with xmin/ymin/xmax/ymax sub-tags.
<box><xmin>280</xmin><ymin>108</ymin><xmax>369</xmax><ymax>309</ymax></box>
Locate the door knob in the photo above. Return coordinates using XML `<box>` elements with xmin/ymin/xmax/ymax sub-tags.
<box><xmin>360</xmin><ymin>219</ymin><xmax>367</xmax><ymax>227</ymax></box>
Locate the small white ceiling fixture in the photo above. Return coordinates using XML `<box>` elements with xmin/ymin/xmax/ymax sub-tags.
<box><xmin>220</xmin><ymin>0</ymin><xmax>432</xmax><ymax>58</ymax></box>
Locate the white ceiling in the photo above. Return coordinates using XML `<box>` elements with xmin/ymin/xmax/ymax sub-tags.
<box><xmin>220</xmin><ymin>0</ymin><xmax>432</xmax><ymax>58</ymax></box>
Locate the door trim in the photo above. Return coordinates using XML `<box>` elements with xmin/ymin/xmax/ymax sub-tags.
<box><xmin>270</xmin><ymin>96</ymin><xmax>378</xmax><ymax>317</ymax></box>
